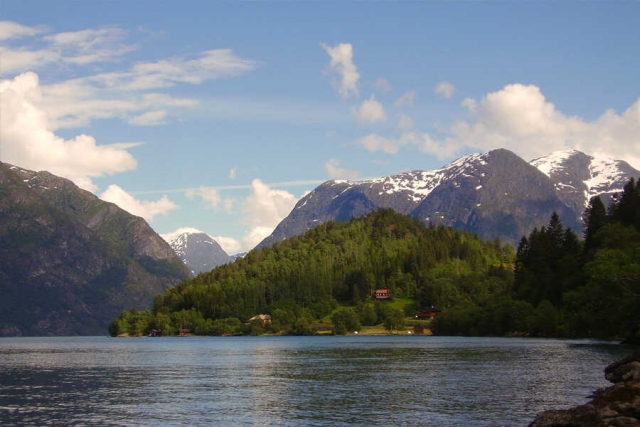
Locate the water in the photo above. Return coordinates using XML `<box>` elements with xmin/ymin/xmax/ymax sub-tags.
<box><xmin>0</xmin><ymin>336</ymin><xmax>631</xmax><ymax>426</ymax></box>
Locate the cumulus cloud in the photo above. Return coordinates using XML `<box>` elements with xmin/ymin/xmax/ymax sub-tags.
<box><xmin>353</xmin><ymin>84</ymin><xmax>640</xmax><ymax>167</ymax></box>
<box><xmin>353</xmin><ymin>95</ymin><xmax>386</xmax><ymax>123</ymax></box>
<box><xmin>435</xmin><ymin>81</ymin><xmax>455</xmax><ymax>99</ymax></box>
<box><xmin>241</xmin><ymin>179</ymin><xmax>298</xmax><ymax>249</ymax></box>
<box><xmin>374</xmin><ymin>77</ymin><xmax>392</xmax><ymax>93</ymax></box>
<box><xmin>449</xmin><ymin>83</ymin><xmax>640</xmax><ymax>166</ymax></box>
<box><xmin>321</xmin><ymin>42</ymin><xmax>360</xmax><ymax>99</ymax></box>
<box><xmin>100</xmin><ymin>184</ymin><xmax>178</xmax><ymax>222</ymax></box>
<box><xmin>325</xmin><ymin>158</ymin><xmax>361</xmax><ymax>179</ymax></box>
<box><xmin>212</xmin><ymin>236</ymin><xmax>242</xmax><ymax>255</ymax></box>
<box><xmin>0</xmin><ymin>72</ymin><xmax>138</xmax><ymax>191</ymax></box>
<box><xmin>395</xmin><ymin>90</ymin><xmax>416</xmax><ymax>106</ymax></box>
<box><xmin>186</xmin><ymin>186</ymin><xmax>222</xmax><ymax>210</ymax></box>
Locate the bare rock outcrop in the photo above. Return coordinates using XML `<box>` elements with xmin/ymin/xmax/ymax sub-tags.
<box><xmin>529</xmin><ymin>351</ymin><xmax>640</xmax><ymax>427</ymax></box>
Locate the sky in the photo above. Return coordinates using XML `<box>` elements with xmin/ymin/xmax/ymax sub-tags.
<box><xmin>1</xmin><ymin>1</ymin><xmax>639</xmax><ymax>254</ymax></box>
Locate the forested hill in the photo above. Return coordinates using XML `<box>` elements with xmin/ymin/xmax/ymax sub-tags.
<box><xmin>109</xmin><ymin>209</ymin><xmax>514</xmax><ymax>336</ymax></box>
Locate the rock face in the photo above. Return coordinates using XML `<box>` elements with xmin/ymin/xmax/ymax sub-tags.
<box><xmin>0</xmin><ymin>162</ymin><xmax>192</xmax><ymax>336</ymax></box>
<box><xmin>529</xmin><ymin>351</ymin><xmax>640</xmax><ymax>427</ymax></box>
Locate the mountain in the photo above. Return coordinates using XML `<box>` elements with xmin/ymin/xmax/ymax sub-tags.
<box><xmin>161</xmin><ymin>228</ymin><xmax>232</xmax><ymax>275</ymax></box>
<box><xmin>0</xmin><ymin>162</ymin><xmax>192</xmax><ymax>337</ymax></box>
<box><xmin>259</xmin><ymin>149</ymin><xmax>639</xmax><ymax>248</ymax></box>
<box><xmin>531</xmin><ymin>149</ymin><xmax>640</xmax><ymax>213</ymax></box>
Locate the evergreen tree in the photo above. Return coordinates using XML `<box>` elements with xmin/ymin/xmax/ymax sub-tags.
<box><xmin>583</xmin><ymin>195</ymin><xmax>608</xmax><ymax>257</ymax></box>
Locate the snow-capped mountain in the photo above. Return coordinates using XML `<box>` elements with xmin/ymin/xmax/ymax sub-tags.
<box><xmin>531</xmin><ymin>149</ymin><xmax>639</xmax><ymax>213</ymax></box>
<box><xmin>258</xmin><ymin>148</ymin><xmax>639</xmax><ymax>248</ymax></box>
<box><xmin>161</xmin><ymin>228</ymin><xmax>231</xmax><ymax>275</ymax></box>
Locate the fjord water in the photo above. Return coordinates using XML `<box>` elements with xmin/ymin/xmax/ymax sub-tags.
<box><xmin>0</xmin><ymin>336</ymin><xmax>630</xmax><ymax>426</ymax></box>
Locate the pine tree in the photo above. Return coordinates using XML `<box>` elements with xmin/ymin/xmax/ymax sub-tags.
<box><xmin>583</xmin><ymin>195</ymin><xmax>608</xmax><ymax>257</ymax></box>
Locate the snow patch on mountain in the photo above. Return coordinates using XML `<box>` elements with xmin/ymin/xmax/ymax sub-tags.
<box><xmin>335</xmin><ymin>152</ymin><xmax>490</xmax><ymax>204</ymax></box>
<box><xmin>160</xmin><ymin>227</ymin><xmax>203</xmax><ymax>244</ymax></box>
<box><xmin>531</xmin><ymin>149</ymin><xmax>638</xmax><ymax>208</ymax></box>
<box><xmin>531</xmin><ymin>149</ymin><xmax>579</xmax><ymax>177</ymax></box>
<box><xmin>584</xmin><ymin>157</ymin><xmax>627</xmax><ymax>197</ymax></box>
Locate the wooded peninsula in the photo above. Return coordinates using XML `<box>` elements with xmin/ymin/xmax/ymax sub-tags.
<box><xmin>110</xmin><ymin>179</ymin><xmax>640</xmax><ymax>343</ymax></box>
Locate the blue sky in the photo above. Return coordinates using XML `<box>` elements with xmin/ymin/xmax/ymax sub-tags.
<box><xmin>1</xmin><ymin>1</ymin><xmax>639</xmax><ymax>253</ymax></box>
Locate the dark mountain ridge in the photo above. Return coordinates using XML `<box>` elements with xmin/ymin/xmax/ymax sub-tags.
<box><xmin>0</xmin><ymin>162</ymin><xmax>192</xmax><ymax>336</ymax></box>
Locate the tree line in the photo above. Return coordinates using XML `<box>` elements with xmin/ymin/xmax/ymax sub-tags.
<box><xmin>434</xmin><ymin>178</ymin><xmax>640</xmax><ymax>343</ymax></box>
<box><xmin>110</xmin><ymin>178</ymin><xmax>640</xmax><ymax>342</ymax></box>
<box><xmin>109</xmin><ymin>208</ymin><xmax>512</xmax><ymax>336</ymax></box>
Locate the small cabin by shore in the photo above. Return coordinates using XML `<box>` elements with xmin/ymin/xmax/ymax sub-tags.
<box><xmin>248</xmin><ymin>314</ymin><xmax>272</xmax><ymax>326</ymax></box>
<box><xmin>373</xmin><ymin>289</ymin><xmax>392</xmax><ymax>300</ymax></box>
<box><xmin>415</xmin><ymin>306</ymin><xmax>441</xmax><ymax>320</ymax></box>
<box><xmin>148</xmin><ymin>329</ymin><xmax>162</xmax><ymax>337</ymax></box>
<box><xmin>413</xmin><ymin>325</ymin><xmax>433</xmax><ymax>335</ymax></box>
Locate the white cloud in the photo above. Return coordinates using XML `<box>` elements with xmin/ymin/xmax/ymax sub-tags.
<box><xmin>374</xmin><ymin>77</ymin><xmax>392</xmax><ymax>93</ymax></box>
<box><xmin>241</xmin><ymin>179</ymin><xmax>298</xmax><ymax>249</ymax></box>
<box><xmin>100</xmin><ymin>184</ymin><xmax>178</xmax><ymax>222</ymax></box>
<box><xmin>0</xmin><ymin>72</ymin><xmax>138</xmax><ymax>191</ymax></box>
<box><xmin>398</xmin><ymin>114</ymin><xmax>414</xmax><ymax>131</ymax></box>
<box><xmin>357</xmin><ymin>131</ymin><xmax>460</xmax><ymax>160</ymax></box>
<box><xmin>354</xmin><ymin>84</ymin><xmax>640</xmax><ymax>167</ymax></box>
<box><xmin>0</xmin><ymin>46</ymin><xmax>61</xmax><ymax>75</ymax></box>
<box><xmin>212</xmin><ymin>236</ymin><xmax>242</xmax><ymax>255</ymax></box>
<box><xmin>44</xmin><ymin>27</ymin><xmax>137</xmax><ymax>65</ymax></box>
<box><xmin>39</xmin><ymin>80</ymin><xmax>200</xmax><ymax>129</ymax></box>
<box><xmin>128</xmin><ymin>110</ymin><xmax>167</xmax><ymax>126</ymax></box>
<box><xmin>400</xmin><ymin>131</ymin><xmax>461</xmax><ymax>159</ymax></box>
<box><xmin>122</xmin><ymin>49</ymin><xmax>256</xmax><ymax>91</ymax></box>
<box><xmin>324</xmin><ymin>158</ymin><xmax>361</xmax><ymax>179</ymax></box>
<box><xmin>0</xmin><ymin>24</ymin><xmax>135</xmax><ymax>74</ymax></box>
<box><xmin>1</xmin><ymin>23</ymin><xmax>251</xmax><ymax>128</ymax></box>
<box><xmin>0</xmin><ymin>21</ymin><xmax>47</xmax><ymax>40</ymax></box>
<box><xmin>435</xmin><ymin>81</ymin><xmax>455</xmax><ymax>99</ymax></box>
<box><xmin>395</xmin><ymin>90</ymin><xmax>416</xmax><ymax>106</ymax></box>
<box><xmin>358</xmin><ymin>133</ymin><xmax>401</xmax><ymax>154</ymax></box>
<box><xmin>448</xmin><ymin>83</ymin><xmax>640</xmax><ymax>166</ymax></box>
<box><xmin>353</xmin><ymin>95</ymin><xmax>386</xmax><ymax>123</ymax></box>
<box><xmin>186</xmin><ymin>186</ymin><xmax>222</xmax><ymax>210</ymax></box>
<box><xmin>321</xmin><ymin>42</ymin><xmax>360</xmax><ymax>99</ymax></box>
<box><xmin>229</xmin><ymin>168</ymin><xmax>237</xmax><ymax>179</ymax></box>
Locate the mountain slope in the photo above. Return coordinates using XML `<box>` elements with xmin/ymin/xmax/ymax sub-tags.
<box><xmin>0</xmin><ymin>162</ymin><xmax>192</xmax><ymax>336</ymax></box>
<box><xmin>161</xmin><ymin>228</ymin><xmax>232</xmax><ymax>275</ymax></box>
<box><xmin>260</xmin><ymin>149</ymin><xmax>638</xmax><ymax>249</ymax></box>
<box><xmin>531</xmin><ymin>149</ymin><xmax>640</xmax><ymax>213</ymax></box>
<box><xmin>410</xmin><ymin>149</ymin><xmax>577</xmax><ymax>243</ymax></box>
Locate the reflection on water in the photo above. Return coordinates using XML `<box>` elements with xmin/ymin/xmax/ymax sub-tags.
<box><xmin>0</xmin><ymin>336</ymin><xmax>632</xmax><ymax>426</ymax></box>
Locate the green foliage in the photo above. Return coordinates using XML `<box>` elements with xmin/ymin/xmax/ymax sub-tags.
<box><xmin>110</xmin><ymin>209</ymin><xmax>512</xmax><ymax>336</ymax></box>
<box><xmin>331</xmin><ymin>307</ymin><xmax>361</xmax><ymax>335</ymax></box>
<box><xmin>510</xmin><ymin>178</ymin><xmax>640</xmax><ymax>342</ymax></box>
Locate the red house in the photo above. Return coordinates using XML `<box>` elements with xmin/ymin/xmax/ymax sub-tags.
<box><xmin>373</xmin><ymin>289</ymin><xmax>392</xmax><ymax>300</ymax></box>
<box><xmin>415</xmin><ymin>306</ymin><xmax>441</xmax><ymax>319</ymax></box>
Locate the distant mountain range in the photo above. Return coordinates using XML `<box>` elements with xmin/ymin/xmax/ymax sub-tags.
<box><xmin>0</xmin><ymin>162</ymin><xmax>192</xmax><ymax>336</ymax></box>
<box><xmin>259</xmin><ymin>149</ymin><xmax>640</xmax><ymax>248</ymax></box>
<box><xmin>161</xmin><ymin>228</ymin><xmax>231</xmax><ymax>275</ymax></box>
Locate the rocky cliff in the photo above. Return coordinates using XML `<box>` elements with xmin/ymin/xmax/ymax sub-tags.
<box><xmin>0</xmin><ymin>162</ymin><xmax>192</xmax><ymax>336</ymax></box>
<box><xmin>529</xmin><ymin>351</ymin><xmax>640</xmax><ymax>427</ymax></box>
